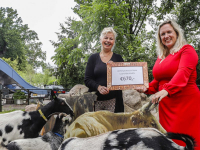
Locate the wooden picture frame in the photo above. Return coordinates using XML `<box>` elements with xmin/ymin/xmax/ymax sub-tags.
<box><xmin>107</xmin><ymin>62</ymin><xmax>149</xmax><ymax>90</ymax></box>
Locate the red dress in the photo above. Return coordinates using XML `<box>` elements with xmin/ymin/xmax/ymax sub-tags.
<box><xmin>147</xmin><ymin>45</ymin><xmax>200</xmax><ymax>149</ymax></box>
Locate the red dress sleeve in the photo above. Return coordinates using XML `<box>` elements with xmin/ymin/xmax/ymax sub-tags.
<box><xmin>145</xmin><ymin>79</ymin><xmax>159</xmax><ymax>94</ymax></box>
<box><xmin>162</xmin><ymin>45</ymin><xmax>198</xmax><ymax>96</ymax></box>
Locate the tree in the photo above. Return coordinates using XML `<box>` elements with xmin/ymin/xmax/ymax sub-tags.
<box><xmin>157</xmin><ymin>0</ymin><xmax>200</xmax><ymax>84</ymax></box>
<box><xmin>174</xmin><ymin>0</ymin><xmax>200</xmax><ymax>84</ymax></box>
<box><xmin>51</xmin><ymin>24</ymin><xmax>86</xmax><ymax>89</ymax></box>
<box><xmin>25</xmin><ymin>41</ymin><xmax>46</xmax><ymax>70</ymax></box>
<box><xmin>73</xmin><ymin>0</ymin><xmax>158</xmax><ymax>58</ymax></box>
<box><xmin>51</xmin><ymin>0</ymin><xmax>160</xmax><ymax>87</ymax></box>
<box><xmin>1</xmin><ymin>57</ymin><xmax>19</xmax><ymax>71</ymax></box>
<box><xmin>0</xmin><ymin>7</ymin><xmax>46</xmax><ymax>71</ymax></box>
<box><xmin>2</xmin><ymin>57</ymin><xmax>55</xmax><ymax>89</ymax></box>
<box><xmin>52</xmin><ymin>0</ymin><xmax>200</xmax><ymax>86</ymax></box>
<box><xmin>0</xmin><ymin>7</ymin><xmax>59</xmax><ymax>88</ymax></box>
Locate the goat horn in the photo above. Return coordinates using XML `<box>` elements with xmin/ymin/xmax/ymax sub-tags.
<box><xmin>139</xmin><ymin>101</ymin><xmax>152</xmax><ymax>112</ymax></box>
<box><xmin>149</xmin><ymin>102</ymin><xmax>158</xmax><ymax>111</ymax></box>
<box><xmin>140</xmin><ymin>96</ymin><xmax>159</xmax><ymax>112</ymax></box>
<box><xmin>148</xmin><ymin>95</ymin><xmax>159</xmax><ymax>111</ymax></box>
<box><xmin>48</xmin><ymin>112</ymin><xmax>64</xmax><ymax>118</ymax></box>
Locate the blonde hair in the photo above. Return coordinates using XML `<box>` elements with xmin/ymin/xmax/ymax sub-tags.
<box><xmin>100</xmin><ymin>27</ymin><xmax>117</xmax><ymax>51</ymax></box>
<box><xmin>156</xmin><ymin>20</ymin><xmax>187</xmax><ymax>59</ymax></box>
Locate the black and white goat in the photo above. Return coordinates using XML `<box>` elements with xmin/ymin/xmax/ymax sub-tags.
<box><xmin>7</xmin><ymin>113</ymin><xmax>72</xmax><ymax>150</ymax></box>
<box><xmin>0</xmin><ymin>91</ymin><xmax>74</xmax><ymax>148</ymax></box>
<box><xmin>59</xmin><ymin>128</ymin><xmax>195</xmax><ymax>150</ymax></box>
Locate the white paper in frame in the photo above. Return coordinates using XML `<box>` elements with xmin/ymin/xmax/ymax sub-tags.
<box><xmin>107</xmin><ymin>62</ymin><xmax>149</xmax><ymax>90</ymax></box>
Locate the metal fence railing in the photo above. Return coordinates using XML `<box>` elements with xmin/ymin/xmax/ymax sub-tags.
<box><xmin>0</xmin><ymin>89</ymin><xmax>51</xmax><ymax>112</ymax></box>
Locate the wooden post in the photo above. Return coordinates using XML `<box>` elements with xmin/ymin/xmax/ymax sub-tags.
<box><xmin>0</xmin><ymin>90</ymin><xmax>2</xmax><ymax>112</ymax></box>
<box><xmin>27</xmin><ymin>89</ymin><xmax>30</xmax><ymax>105</ymax></box>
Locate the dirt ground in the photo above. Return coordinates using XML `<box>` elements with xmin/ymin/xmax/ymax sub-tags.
<box><xmin>1</xmin><ymin>100</ymin><xmax>51</xmax><ymax>112</ymax></box>
<box><xmin>2</xmin><ymin>104</ymin><xmax>26</xmax><ymax>111</ymax></box>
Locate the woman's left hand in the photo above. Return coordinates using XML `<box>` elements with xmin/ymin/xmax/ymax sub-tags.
<box><xmin>98</xmin><ymin>85</ymin><xmax>109</xmax><ymax>95</ymax></box>
<box><xmin>135</xmin><ymin>86</ymin><xmax>148</xmax><ymax>93</ymax></box>
<box><xmin>152</xmin><ymin>90</ymin><xmax>168</xmax><ymax>104</ymax></box>
<box><xmin>107</xmin><ymin>60</ymin><xmax>113</xmax><ymax>64</ymax></box>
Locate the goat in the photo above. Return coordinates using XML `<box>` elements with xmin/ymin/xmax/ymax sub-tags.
<box><xmin>7</xmin><ymin>113</ymin><xmax>72</xmax><ymax>150</ymax></box>
<box><xmin>59</xmin><ymin>128</ymin><xmax>195</xmax><ymax>150</ymax></box>
<box><xmin>0</xmin><ymin>91</ymin><xmax>74</xmax><ymax>148</ymax></box>
<box><xmin>40</xmin><ymin>92</ymin><xmax>97</xmax><ymax>136</ymax></box>
<box><xmin>64</xmin><ymin>101</ymin><xmax>166</xmax><ymax>139</ymax></box>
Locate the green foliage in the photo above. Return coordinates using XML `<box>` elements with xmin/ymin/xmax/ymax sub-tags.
<box><xmin>1</xmin><ymin>57</ymin><xmax>19</xmax><ymax>71</ymax></box>
<box><xmin>178</xmin><ymin>0</ymin><xmax>200</xmax><ymax>85</ymax></box>
<box><xmin>13</xmin><ymin>90</ymin><xmax>26</xmax><ymax>100</ymax></box>
<box><xmin>0</xmin><ymin>7</ymin><xmax>46</xmax><ymax>71</ymax></box>
<box><xmin>25</xmin><ymin>41</ymin><xmax>46</xmax><ymax>70</ymax></box>
<box><xmin>52</xmin><ymin>0</ymin><xmax>159</xmax><ymax>87</ymax></box>
<box><xmin>42</xmin><ymin>69</ymin><xmax>57</xmax><ymax>86</ymax></box>
<box><xmin>72</xmin><ymin>0</ymin><xmax>158</xmax><ymax>57</ymax></box>
<box><xmin>52</xmin><ymin>35</ymin><xmax>85</xmax><ymax>89</ymax></box>
<box><xmin>157</xmin><ymin>0</ymin><xmax>200</xmax><ymax>84</ymax></box>
<box><xmin>2</xmin><ymin>57</ymin><xmax>55</xmax><ymax>88</ymax></box>
<box><xmin>51</xmin><ymin>0</ymin><xmax>200</xmax><ymax>86</ymax></box>
<box><xmin>0</xmin><ymin>7</ymin><xmax>53</xmax><ymax>88</ymax></box>
<box><xmin>19</xmin><ymin>65</ymin><xmax>56</xmax><ymax>88</ymax></box>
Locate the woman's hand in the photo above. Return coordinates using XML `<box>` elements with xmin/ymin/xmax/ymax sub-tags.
<box><xmin>97</xmin><ymin>85</ymin><xmax>109</xmax><ymax>95</ymax></box>
<box><xmin>152</xmin><ymin>90</ymin><xmax>168</xmax><ymax>104</ymax></box>
<box><xmin>106</xmin><ymin>60</ymin><xmax>113</xmax><ymax>65</ymax></box>
<box><xmin>135</xmin><ymin>86</ymin><xmax>148</xmax><ymax>93</ymax></box>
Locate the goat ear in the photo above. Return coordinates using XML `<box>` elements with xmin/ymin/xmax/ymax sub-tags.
<box><xmin>130</xmin><ymin>115</ymin><xmax>138</xmax><ymax>125</ymax></box>
<box><xmin>59</xmin><ymin>113</ymin><xmax>67</xmax><ymax>118</ymax></box>
<box><xmin>51</xmin><ymin>90</ymin><xmax>57</xmax><ymax>100</ymax></box>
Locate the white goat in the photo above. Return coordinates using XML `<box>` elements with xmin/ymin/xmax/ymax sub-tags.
<box><xmin>7</xmin><ymin>113</ymin><xmax>72</xmax><ymax>150</ymax></box>
<box><xmin>59</xmin><ymin>128</ymin><xmax>195</xmax><ymax>150</ymax></box>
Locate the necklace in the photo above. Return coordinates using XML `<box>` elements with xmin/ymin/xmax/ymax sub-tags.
<box><xmin>100</xmin><ymin>51</ymin><xmax>113</xmax><ymax>57</ymax></box>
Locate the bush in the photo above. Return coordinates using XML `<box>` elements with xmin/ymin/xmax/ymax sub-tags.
<box><xmin>13</xmin><ymin>90</ymin><xmax>26</xmax><ymax>100</ymax></box>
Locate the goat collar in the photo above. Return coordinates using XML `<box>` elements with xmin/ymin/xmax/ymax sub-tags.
<box><xmin>38</xmin><ymin>109</ymin><xmax>48</xmax><ymax>122</ymax></box>
<box><xmin>54</xmin><ymin>132</ymin><xmax>64</xmax><ymax>138</ymax></box>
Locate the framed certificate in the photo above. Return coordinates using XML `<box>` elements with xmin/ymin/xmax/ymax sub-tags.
<box><xmin>107</xmin><ymin>62</ymin><xmax>149</xmax><ymax>90</ymax></box>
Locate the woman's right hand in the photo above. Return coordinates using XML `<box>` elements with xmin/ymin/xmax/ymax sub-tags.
<box><xmin>135</xmin><ymin>86</ymin><xmax>148</xmax><ymax>93</ymax></box>
<box><xmin>97</xmin><ymin>85</ymin><xmax>109</xmax><ymax>95</ymax></box>
<box><xmin>151</xmin><ymin>89</ymin><xmax>168</xmax><ymax>104</ymax></box>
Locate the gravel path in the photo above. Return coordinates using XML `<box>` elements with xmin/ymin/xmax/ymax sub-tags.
<box><xmin>2</xmin><ymin>104</ymin><xmax>26</xmax><ymax>111</ymax></box>
<box><xmin>1</xmin><ymin>100</ymin><xmax>51</xmax><ymax>112</ymax></box>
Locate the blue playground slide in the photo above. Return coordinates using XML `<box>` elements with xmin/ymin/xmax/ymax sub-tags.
<box><xmin>0</xmin><ymin>58</ymin><xmax>48</xmax><ymax>95</ymax></box>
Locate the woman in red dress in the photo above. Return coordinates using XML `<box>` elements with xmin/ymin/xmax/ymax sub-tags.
<box><xmin>137</xmin><ymin>20</ymin><xmax>200</xmax><ymax>149</ymax></box>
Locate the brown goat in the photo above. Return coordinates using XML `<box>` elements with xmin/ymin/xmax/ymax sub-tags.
<box><xmin>64</xmin><ymin>101</ymin><xmax>166</xmax><ymax>138</ymax></box>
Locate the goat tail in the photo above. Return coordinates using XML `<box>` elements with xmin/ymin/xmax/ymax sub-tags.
<box><xmin>167</xmin><ymin>132</ymin><xmax>196</xmax><ymax>150</ymax></box>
